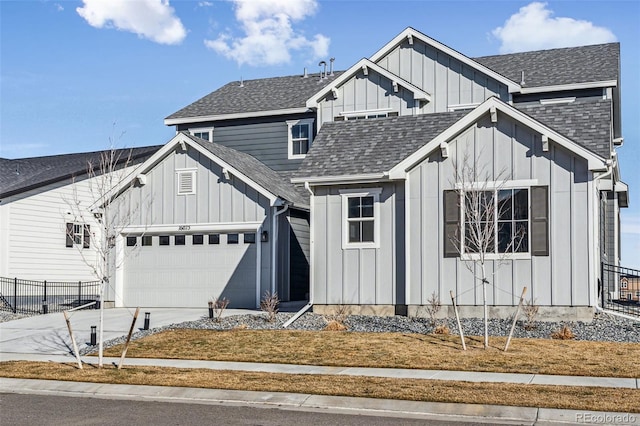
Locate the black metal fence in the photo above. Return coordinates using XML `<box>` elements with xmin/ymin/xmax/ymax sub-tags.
<box><xmin>0</xmin><ymin>277</ymin><xmax>101</xmax><ymax>314</ymax></box>
<box><xmin>601</xmin><ymin>263</ymin><xmax>640</xmax><ymax>318</ymax></box>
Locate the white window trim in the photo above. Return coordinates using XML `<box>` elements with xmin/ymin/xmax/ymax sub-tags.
<box><xmin>459</xmin><ymin>184</ymin><xmax>533</xmax><ymax>260</ymax></box>
<box><xmin>340</xmin><ymin>108</ymin><xmax>393</xmax><ymax>118</ymax></box>
<box><xmin>188</xmin><ymin>127</ymin><xmax>214</xmax><ymax>142</ymax></box>
<box><xmin>340</xmin><ymin>188</ymin><xmax>382</xmax><ymax>249</ymax></box>
<box><xmin>287</xmin><ymin>119</ymin><xmax>314</xmax><ymax>159</ymax></box>
<box><xmin>176</xmin><ymin>168</ymin><xmax>197</xmax><ymax>195</ymax></box>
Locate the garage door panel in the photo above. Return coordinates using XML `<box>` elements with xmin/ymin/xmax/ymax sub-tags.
<box><xmin>123</xmin><ymin>235</ymin><xmax>257</xmax><ymax>308</ymax></box>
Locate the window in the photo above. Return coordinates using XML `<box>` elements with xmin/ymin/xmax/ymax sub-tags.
<box><xmin>174</xmin><ymin>235</ymin><xmax>185</xmax><ymax>245</ymax></box>
<box><xmin>159</xmin><ymin>235</ymin><xmax>170</xmax><ymax>246</ymax></box>
<box><xmin>621</xmin><ymin>280</ymin><xmax>628</xmax><ymax>289</ymax></box>
<box><xmin>227</xmin><ymin>233</ymin><xmax>239</xmax><ymax>244</ymax></box>
<box><xmin>244</xmin><ymin>232</ymin><xmax>256</xmax><ymax>244</ymax></box>
<box><xmin>189</xmin><ymin>127</ymin><xmax>213</xmax><ymax>142</ymax></box>
<box><xmin>126</xmin><ymin>236</ymin><xmax>137</xmax><ymax>247</ymax></box>
<box><xmin>339</xmin><ymin>108</ymin><xmax>394</xmax><ymax>121</ymax></box>
<box><xmin>142</xmin><ymin>235</ymin><xmax>153</xmax><ymax>246</ymax></box>
<box><xmin>65</xmin><ymin>223</ymin><xmax>90</xmax><ymax>249</ymax></box>
<box><xmin>208</xmin><ymin>234</ymin><xmax>220</xmax><ymax>245</ymax></box>
<box><xmin>192</xmin><ymin>234</ymin><xmax>204</xmax><ymax>245</ymax></box>
<box><xmin>176</xmin><ymin>169</ymin><xmax>196</xmax><ymax>195</ymax></box>
<box><xmin>340</xmin><ymin>189</ymin><xmax>381</xmax><ymax>248</ymax></box>
<box><xmin>287</xmin><ymin>119</ymin><xmax>314</xmax><ymax>159</ymax></box>
<box><xmin>443</xmin><ymin>185</ymin><xmax>549</xmax><ymax>257</ymax></box>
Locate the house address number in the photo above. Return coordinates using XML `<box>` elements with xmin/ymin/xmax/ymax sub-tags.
<box><xmin>178</xmin><ymin>225</ymin><xmax>191</xmax><ymax>231</ymax></box>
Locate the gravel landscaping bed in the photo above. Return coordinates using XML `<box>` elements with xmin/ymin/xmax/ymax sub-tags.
<box><xmin>79</xmin><ymin>310</ymin><xmax>640</xmax><ymax>355</ymax></box>
<box><xmin>0</xmin><ymin>311</ymin><xmax>32</xmax><ymax>323</ymax></box>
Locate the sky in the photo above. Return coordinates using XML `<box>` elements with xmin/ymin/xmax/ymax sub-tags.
<box><xmin>1</xmin><ymin>0</ymin><xmax>639</xmax><ymax>268</ymax></box>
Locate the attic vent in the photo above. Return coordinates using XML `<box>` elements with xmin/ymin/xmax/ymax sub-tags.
<box><xmin>176</xmin><ymin>169</ymin><xmax>196</xmax><ymax>195</ymax></box>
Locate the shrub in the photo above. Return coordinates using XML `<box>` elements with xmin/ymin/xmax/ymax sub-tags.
<box><xmin>434</xmin><ymin>324</ymin><xmax>450</xmax><ymax>335</ymax></box>
<box><xmin>425</xmin><ymin>291</ymin><xmax>442</xmax><ymax>326</ymax></box>
<box><xmin>551</xmin><ymin>325</ymin><xmax>575</xmax><ymax>340</ymax></box>
<box><xmin>522</xmin><ymin>298</ymin><xmax>539</xmax><ymax>330</ymax></box>
<box><xmin>260</xmin><ymin>291</ymin><xmax>279</xmax><ymax>323</ymax></box>
<box><xmin>208</xmin><ymin>297</ymin><xmax>230</xmax><ymax>322</ymax></box>
<box><xmin>323</xmin><ymin>320</ymin><xmax>347</xmax><ymax>331</ymax></box>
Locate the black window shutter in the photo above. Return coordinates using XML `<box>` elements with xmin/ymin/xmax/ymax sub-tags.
<box><xmin>443</xmin><ymin>190</ymin><xmax>460</xmax><ymax>257</ymax></box>
<box><xmin>531</xmin><ymin>186</ymin><xmax>549</xmax><ymax>256</ymax></box>
<box><xmin>83</xmin><ymin>225</ymin><xmax>91</xmax><ymax>249</ymax></box>
<box><xmin>65</xmin><ymin>223</ymin><xmax>73</xmax><ymax>247</ymax></box>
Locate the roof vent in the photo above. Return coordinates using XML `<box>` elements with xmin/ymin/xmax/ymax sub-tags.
<box><xmin>520</xmin><ymin>70</ymin><xmax>525</xmax><ymax>86</ymax></box>
<box><xmin>303</xmin><ymin>67</ymin><xmax>308</xmax><ymax>78</ymax></box>
<box><xmin>329</xmin><ymin>57</ymin><xmax>335</xmax><ymax>76</ymax></box>
<box><xmin>239</xmin><ymin>76</ymin><xmax>244</xmax><ymax>87</ymax></box>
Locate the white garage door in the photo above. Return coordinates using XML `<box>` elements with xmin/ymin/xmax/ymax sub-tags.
<box><xmin>123</xmin><ymin>232</ymin><xmax>258</xmax><ymax>308</ymax></box>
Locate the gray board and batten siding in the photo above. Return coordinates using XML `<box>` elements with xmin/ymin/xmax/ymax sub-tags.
<box><xmin>374</xmin><ymin>37</ymin><xmax>510</xmax><ymax>113</ymax></box>
<box><xmin>406</xmin><ymin>112</ymin><xmax>592</xmax><ymax>308</ymax></box>
<box><xmin>311</xmin><ymin>182</ymin><xmax>405</xmax><ymax>306</ymax></box>
<box><xmin>176</xmin><ymin>113</ymin><xmax>316</xmax><ymax>173</ymax></box>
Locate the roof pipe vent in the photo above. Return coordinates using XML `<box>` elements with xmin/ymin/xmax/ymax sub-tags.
<box><xmin>303</xmin><ymin>67</ymin><xmax>308</xmax><ymax>78</ymax></box>
<box><xmin>520</xmin><ymin>71</ymin><xmax>525</xmax><ymax>86</ymax></box>
<box><xmin>239</xmin><ymin>76</ymin><xmax>244</xmax><ymax>87</ymax></box>
<box><xmin>329</xmin><ymin>57</ymin><xmax>335</xmax><ymax>76</ymax></box>
<box><xmin>318</xmin><ymin>60</ymin><xmax>327</xmax><ymax>81</ymax></box>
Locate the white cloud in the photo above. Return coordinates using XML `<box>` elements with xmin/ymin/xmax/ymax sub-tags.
<box><xmin>492</xmin><ymin>2</ymin><xmax>617</xmax><ymax>53</ymax></box>
<box><xmin>205</xmin><ymin>0</ymin><xmax>329</xmax><ymax>66</ymax></box>
<box><xmin>76</xmin><ymin>0</ymin><xmax>186</xmax><ymax>45</ymax></box>
<box><xmin>198</xmin><ymin>1</ymin><xmax>213</xmax><ymax>7</ymax></box>
<box><xmin>54</xmin><ymin>3</ymin><xmax>64</xmax><ymax>12</ymax></box>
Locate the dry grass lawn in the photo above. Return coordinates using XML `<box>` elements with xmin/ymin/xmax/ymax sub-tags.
<box><xmin>1</xmin><ymin>361</ymin><xmax>638</xmax><ymax>413</ymax></box>
<box><xmin>97</xmin><ymin>329</ymin><xmax>638</xmax><ymax>378</ymax></box>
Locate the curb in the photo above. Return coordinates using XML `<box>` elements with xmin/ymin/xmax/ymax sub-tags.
<box><xmin>1</xmin><ymin>378</ymin><xmax>638</xmax><ymax>425</ymax></box>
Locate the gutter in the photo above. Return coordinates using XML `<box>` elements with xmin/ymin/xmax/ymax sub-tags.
<box><xmin>271</xmin><ymin>202</ymin><xmax>290</xmax><ymax>294</ymax></box>
<box><xmin>283</xmin><ymin>182</ymin><xmax>314</xmax><ymax>328</ymax></box>
<box><xmin>592</xmin><ymin>161</ymin><xmax>614</xmax><ymax>309</ymax></box>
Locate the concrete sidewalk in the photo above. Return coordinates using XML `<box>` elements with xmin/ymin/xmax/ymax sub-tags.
<box><xmin>1</xmin><ymin>352</ymin><xmax>637</xmax><ymax>390</ymax></box>
<box><xmin>1</xmin><ymin>377</ymin><xmax>637</xmax><ymax>425</ymax></box>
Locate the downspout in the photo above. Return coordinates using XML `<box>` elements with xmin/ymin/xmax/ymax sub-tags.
<box><xmin>592</xmin><ymin>160</ymin><xmax>613</xmax><ymax>312</ymax></box>
<box><xmin>271</xmin><ymin>202</ymin><xmax>290</xmax><ymax>295</ymax></box>
<box><xmin>283</xmin><ymin>182</ymin><xmax>314</xmax><ymax>328</ymax></box>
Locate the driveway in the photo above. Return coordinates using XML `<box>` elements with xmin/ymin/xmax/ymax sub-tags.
<box><xmin>0</xmin><ymin>307</ymin><xmax>259</xmax><ymax>360</ymax></box>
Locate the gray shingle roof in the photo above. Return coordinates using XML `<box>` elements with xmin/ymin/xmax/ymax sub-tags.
<box><xmin>0</xmin><ymin>146</ymin><xmax>161</xmax><ymax>199</ymax></box>
<box><xmin>295</xmin><ymin>98</ymin><xmax>611</xmax><ymax>179</ymax></box>
<box><xmin>296</xmin><ymin>112</ymin><xmax>469</xmax><ymax>178</ymax></box>
<box><xmin>183</xmin><ymin>133</ymin><xmax>308</xmax><ymax>207</ymax></box>
<box><xmin>515</xmin><ymin>99</ymin><xmax>612</xmax><ymax>158</ymax></box>
<box><xmin>167</xmin><ymin>72</ymin><xmax>343</xmax><ymax>121</ymax></box>
<box><xmin>474</xmin><ymin>43</ymin><xmax>619</xmax><ymax>88</ymax></box>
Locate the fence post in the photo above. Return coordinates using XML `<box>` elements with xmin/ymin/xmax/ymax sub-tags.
<box><xmin>13</xmin><ymin>278</ymin><xmax>17</xmax><ymax>314</ymax></box>
<box><xmin>600</xmin><ymin>262</ymin><xmax>605</xmax><ymax>309</ymax></box>
<box><xmin>78</xmin><ymin>281</ymin><xmax>82</xmax><ymax>308</ymax></box>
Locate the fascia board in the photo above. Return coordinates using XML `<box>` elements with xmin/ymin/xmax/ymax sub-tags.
<box><xmin>389</xmin><ymin>97</ymin><xmax>607</xmax><ymax>179</ymax></box>
<box><xmin>370</xmin><ymin>27</ymin><xmax>521</xmax><ymax>93</ymax></box>
<box><xmin>291</xmin><ymin>173</ymin><xmax>389</xmax><ymax>186</ymax></box>
<box><xmin>305</xmin><ymin>58</ymin><xmax>431</xmax><ymax>108</ymax></box>
<box><xmin>519</xmin><ymin>80</ymin><xmax>617</xmax><ymax>94</ymax></box>
<box><xmin>164</xmin><ymin>107</ymin><xmax>311</xmax><ymax>126</ymax></box>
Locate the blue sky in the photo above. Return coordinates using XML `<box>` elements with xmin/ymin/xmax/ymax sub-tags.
<box><xmin>1</xmin><ymin>0</ymin><xmax>639</xmax><ymax>267</ymax></box>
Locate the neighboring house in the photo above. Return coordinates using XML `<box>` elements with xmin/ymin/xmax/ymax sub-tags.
<box><xmin>620</xmin><ymin>276</ymin><xmax>640</xmax><ymax>302</ymax></box>
<box><xmin>0</xmin><ymin>147</ymin><xmax>159</xmax><ymax>282</ymax></box>
<box><xmin>2</xmin><ymin>27</ymin><xmax>628</xmax><ymax>318</ymax></box>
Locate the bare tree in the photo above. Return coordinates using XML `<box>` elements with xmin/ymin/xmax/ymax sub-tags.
<box><xmin>450</xmin><ymin>151</ymin><xmax>525</xmax><ymax>349</ymax></box>
<box><xmin>63</xmin><ymin>136</ymin><xmax>147</xmax><ymax>367</ymax></box>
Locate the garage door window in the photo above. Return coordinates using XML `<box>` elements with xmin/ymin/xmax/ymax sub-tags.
<box><xmin>159</xmin><ymin>236</ymin><xmax>170</xmax><ymax>246</ymax></box>
<box><xmin>244</xmin><ymin>233</ymin><xmax>256</xmax><ymax>244</ymax></box>
<box><xmin>208</xmin><ymin>234</ymin><xmax>220</xmax><ymax>244</ymax></box>
<box><xmin>126</xmin><ymin>236</ymin><xmax>137</xmax><ymax>247</ymax></box>
<box><xmin>175</xmin><ymin>235</ymin><xmax>186</xmax><ymax>245</ymax></box>
<box><xmin>192</xmin><ymin>234</ymin><xmax>204</xmax><ymax>245</ymax></box>
<box><xmin>142</xmin><ymin>235</ymin><xmax>152</xmax><ymax>246</ymax></box>
<box><xmin>227</xmin><ymin>234</ymin><xmax>239</xmax><ymax>244</ymax></box>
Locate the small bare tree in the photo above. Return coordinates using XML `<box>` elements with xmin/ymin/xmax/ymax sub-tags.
<box><xmin>450</xmin><ymin>151</ymin><xmax>525</xmax><ymax>349</ymax></box>
<box><xmin>63</xmin><ymin>133</ymin><xmax>148</xmax><ymax>367</ymax></box>
<box><xmin>208</xmin><ymin>297</ymin><xmax>230</xmax><ymax>322</ymax></box>
<box><xmin>260</xmin><ymin>291</ymin><xmax>279</xmax><ymax>323</ymax></box>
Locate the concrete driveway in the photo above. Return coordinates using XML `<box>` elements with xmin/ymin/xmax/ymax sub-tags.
<box><xmin>0</xmin><ymin>307</ymin><xmax>259</xmax><ymax>360</ymax></box>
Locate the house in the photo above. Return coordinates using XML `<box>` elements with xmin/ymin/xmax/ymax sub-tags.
<box><xmin>620</xmin><ymin>275</ymin><xmax>640</xmax><ymax>302</ymax></box>
<box><xmin>0</xmin><ymin>147</ymin><xmax>159</xmax><ymax>283</ymax></box>
<box><xmin>2</xmin><ymin>27</ymin><xmax>628</xmax><ymax>319</ymax></box>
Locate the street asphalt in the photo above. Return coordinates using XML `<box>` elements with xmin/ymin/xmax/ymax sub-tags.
<box><xmin>0</xmin><ymin>310</ymin><xmax>638</xmax><ymax>425</ymax></box>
